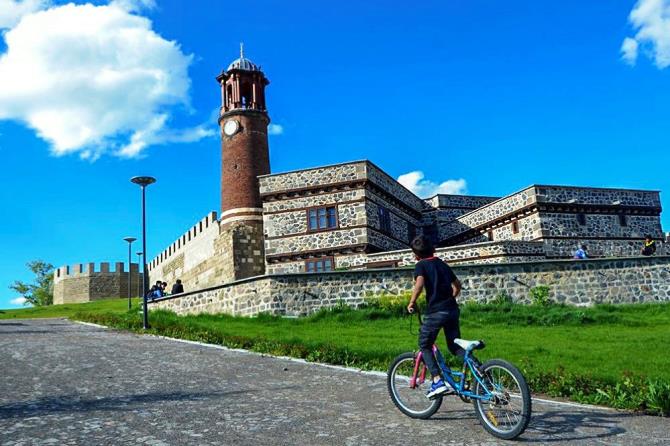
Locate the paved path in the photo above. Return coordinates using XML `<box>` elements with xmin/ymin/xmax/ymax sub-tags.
<box><xmin>1</xmin><ymin>319</ymin><xmax>668</xmax><ymax>445</ymax></box>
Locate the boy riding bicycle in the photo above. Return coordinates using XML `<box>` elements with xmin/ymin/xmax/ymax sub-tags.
<box><xmin>406</xmin><ymin>235</ymin><xmax>467</xmax><ymax>399</ymax></box>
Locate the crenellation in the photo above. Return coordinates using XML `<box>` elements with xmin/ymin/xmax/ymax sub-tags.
<box><xmin>53</xmin><ymin>262</ymin><xmax>143</xmax><ymax>304</ymax></box>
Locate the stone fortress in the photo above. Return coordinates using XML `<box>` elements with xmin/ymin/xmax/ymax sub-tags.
<box><xmin>55</xmin><ymin>48</ymin><xmax>670</xmax><ymax>311</ymax></box>
<box><xmin>53</xmin><ymin>262</ymin><xmax>143</xmax><ymax>305</ymax></box>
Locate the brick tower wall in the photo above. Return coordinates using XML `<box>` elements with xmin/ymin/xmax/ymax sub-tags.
<box><xmin>220</xmin><ymin>110</ymin><xmax>270</xmax><ymax>216</ymax></box>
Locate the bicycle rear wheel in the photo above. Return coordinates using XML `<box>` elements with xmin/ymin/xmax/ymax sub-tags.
<box><xmin>472</xmin><ymin>359</ymin><xmax>531</xmax><ymax>440</ymax></box>
<box><xmin>387</xmin><ymin>352</ymin><xmax>442</xmax><ymax>419</ymax></box>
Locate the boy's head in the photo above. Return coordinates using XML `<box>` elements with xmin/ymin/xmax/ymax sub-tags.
<box><xmin>581</xmin><ymin>244</ymin><xmax>587</xmax><ymax>250</ymax></box>
<box><xmin>645</xmin><ymin>235</ymin><xmax>653</xmax><ymax>242</ymax></box>
<box><xmin>176</xmin><ymin>279</ymin><xmax>182</xmax><ymax>284</ymax></box>
<box><xmin>411</xmin><ymin>235</ymin><xmax>435</xmax><ymax>259</ymax></box>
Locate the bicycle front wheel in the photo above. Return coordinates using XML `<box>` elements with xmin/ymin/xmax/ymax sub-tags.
<box><xmin>387</xmin><ymin>352</ymin><xmax>442</xmax><ymax>419</ymax></box>
<box><xmin>472</xmin><ymin>359</ymin><xmax>531</xmax><ymax>440</ymax></box>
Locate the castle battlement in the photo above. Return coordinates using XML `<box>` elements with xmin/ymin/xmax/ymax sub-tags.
<box><xmin>53</xmin><ymin>261</ymin><xmax>144</xmax><ymax>304</ymax></box>
<box><xmin>54</xmin><ymin>262</ymin><xmax>141</xmax><ymax>282</ymax></box>
<box><xmin>148</xmin><ymin>211</ymin><xmax>218</xmax><ymax>272</ymax></box>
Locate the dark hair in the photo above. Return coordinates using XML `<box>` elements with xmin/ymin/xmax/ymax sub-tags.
<box><xmin>162</xmin><ymin>282</ymin><xmax>167</xmax><ymax>286</ymax></box>
<box><xmin>645</xmin><ymin>234</ymin><xmax>652</xmax><ymax>240</ymax></box>
<box><xmin>411</xmin><ymin>235</ymin><xmax>434</xmax><ymax>259</ymax></box>
<box><xmin>155</xmin><ymin>280</ymin><xmax>162</xmax><ymax>285</ymax></box>
<box><xmin>176</xmin><ymin>279</ymin><xmax>182</xmax><ymax>284</ymax></box>
<box><xmin>581</xmin><ymin>244</ymin><xmax>587</xmax><ymax>250</ymax></box>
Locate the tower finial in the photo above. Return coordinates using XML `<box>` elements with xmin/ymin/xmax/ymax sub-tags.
<box><xmin>240</xmin><ymin>42</ymin><xmax>244</xmax><ymax>59</ymax></box>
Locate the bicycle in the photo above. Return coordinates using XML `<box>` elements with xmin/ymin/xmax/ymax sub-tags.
<box><xmin>387</xmin><ymin>309</ymin><xmax>532</xmax><ymax>440</ymax></box>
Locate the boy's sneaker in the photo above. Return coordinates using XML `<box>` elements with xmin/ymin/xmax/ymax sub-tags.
<box><xmin>426</xmin><ymin>379</ymin><xmax>450</xmax><ymax>399</ymax></box>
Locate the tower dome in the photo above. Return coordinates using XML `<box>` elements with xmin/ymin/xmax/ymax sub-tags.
<box><xmin>226</xmin><ymin>43</ymin><xmax>260</xmax><ymax>72</ymax></box>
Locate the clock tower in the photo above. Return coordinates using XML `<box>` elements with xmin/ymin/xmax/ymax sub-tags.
<box><xmin>217</xmin><ymin>44</ymin><xmax>270</xmax><ymax>224</ymax></box>
<box><xmin>215</xmin><ymin>45</ymin><xmax>270</xmax><ymax>281</ymax></box>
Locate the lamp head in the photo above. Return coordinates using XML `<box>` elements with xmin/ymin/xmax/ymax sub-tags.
<box><xmin>130</xmin><ymin>176</ymin><xmax>156</xmax><ymax>187</ymax></box>
<box><xmin>123</xmin><ymin>237</ymin><xmax>137</xmax><ymax>243</ymax></box>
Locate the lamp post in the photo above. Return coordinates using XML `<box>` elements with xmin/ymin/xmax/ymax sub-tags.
<box><xmin>130</xmin><ymin>175</ymin><xmax>156</xmax><ymax>330</ymax></box>
<box><xmin>136</xmin><ymin>251</ymin><xmax>143</xmax><ymax>299</ymax></box>
<box><xmin>123</xmin><ymin>237</ymin><xmax>136</xmax><ymax>310</ymax></box>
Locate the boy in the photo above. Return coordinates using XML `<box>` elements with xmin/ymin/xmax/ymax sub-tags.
<box><xmin>406</xmin><ymin>235</ymin><xmax>465</xmax><ymax>398</ymax></box>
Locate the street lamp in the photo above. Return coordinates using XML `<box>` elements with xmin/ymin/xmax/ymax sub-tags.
<box><xmin>130</xmin><ymin>175</ymin><xmax>156</xmax><ymax>330</ymax></box>
<box><xmin>136</xmin><ymin>251</ymin><xmax>143</xmax><ymax>299</ymax></box>
<box><xmin>123</xmin><ymin>237</ymin><xmax>136</xmax><ymax>310</ymax></box>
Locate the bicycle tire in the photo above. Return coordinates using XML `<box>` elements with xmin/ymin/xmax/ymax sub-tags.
<box><xmin>387</xmin><ymin>352</ymin><xmax>442</xmax><ymax>419</ymax></box>
<box><xmin>472</xmin><ymin>359</ymin><xmax>532</xmax><ymax>440</ymax></box>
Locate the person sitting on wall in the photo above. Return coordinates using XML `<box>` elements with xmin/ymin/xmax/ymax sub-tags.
<box><xmin>161</xmin><ymin>281</ymin><xmax>169</xmax><ymax>296</ymax></box>
<box><xmin>641</xmin><ymin>235</ymin><xmax>657</xmax><ymax>256</ymax></box>
<box><xmin>147</xmin><ymin>280</ymin><xmax>164</xmax><ymax>300</ymax></box>
<box><xmin>171</xmin><ymin>279</ymin><xmax>184</xmax><ymax>295</ymax></box>
<box><xmin>573</xmin><ymin>245</ymin><xmax>588</xmax><ymax>260</ymax></box>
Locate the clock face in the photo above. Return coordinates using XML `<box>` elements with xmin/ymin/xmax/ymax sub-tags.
<box><xmin>224</xmin><ymin>120</ymin><xmax>239</xmax><ymax>136</ymax></box>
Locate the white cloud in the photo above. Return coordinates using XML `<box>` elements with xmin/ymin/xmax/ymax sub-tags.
<box><xmin>397</xmin><ymin>171</ymin><xmax>467</xmax><ymax>197</ymax></box>
<box><xmin>10</xmin><ymin>296</ymin><xmax>27</xmax><ymax>305</ymax></box>
<box><xmin>268</xmin><ymin>123</ymin><xmax>284</xmax><ymax>135</ymax></box>
<box><xmin>0</xmin><ymin>2</ymin><xmax>214</xmax><ymax>159</ymax></box>
<box><xmin>622</xmin><ymin>0</ymin><xmax>670</xmax><ymax>68</ymax></box>
<box><xmin>109</xmin><ymin>0</ymin><xmax>156</xmax><ymax>13</ymax></box>
<box><xmin>0</xmin><ymin>0</ymin><xmax>48</xmax><ymax>29</ymax></box>
<box><xmin>621</xmin><ymin>37</ymin><xmax>639</xmax><ymax>65</ymax></box>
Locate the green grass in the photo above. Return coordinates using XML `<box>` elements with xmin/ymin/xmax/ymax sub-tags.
<box><xmin>0</xmin><ymin>298</ymin><xmax>138</xmax><ymax>319</ymax></box>
<box><xmin>6</xmin><ymin>298</ymin><xmax>670</xmax><ymax>415</ymax></box>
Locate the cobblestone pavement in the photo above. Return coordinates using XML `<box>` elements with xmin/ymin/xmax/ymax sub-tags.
<box><xmin>1</xmin><ymin>319</ymin><xmax>668</xmax><ymax>446</ymax></box>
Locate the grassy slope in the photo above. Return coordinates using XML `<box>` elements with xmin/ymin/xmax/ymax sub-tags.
<box><xmin>0</xmin><ymin>298</ymin><xmax>138</xmax><ymax>319</ymax></box>
<box><xmin>146</xmin><ymin>303</ymin><xmax>669</xmax><ymax>383</ymax></box>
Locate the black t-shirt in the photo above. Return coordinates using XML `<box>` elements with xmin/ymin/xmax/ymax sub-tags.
<box><xmin>413</xmin><ymin>258</ymin><xmax>458</xmax><ymax>313</ymax></box>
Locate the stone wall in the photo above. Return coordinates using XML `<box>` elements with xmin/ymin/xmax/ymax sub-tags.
<box><xmin>365</xmin><ymin>162</ymin><xmax>426</xmax><ymax>212</ymax></box>
<box><xmin>53</xmin><ymin>262</ymin><xmax>143</xmax><ymax>304</ymax></box>
<box><xmin>219</xmin><ymin>220</ymin><xmax>266</xmax><ymax>282</ymax></box>
<box><xmin>536</xmin><ymin>185</ymin><xmax>661</xmax><ymax>207</ymax></box>
<box><xmin>362</xmin><ymin>240</ymin><xmax>546</xmax><ymax>267</ymax></box>
<box><xmin>425</xmin><ymin>194</ymin><xmax>500</xmax><ymax>209</ymax></box>
<box><xmin>150</xmin><ymin>256</ymin><xmax>670</xmax><ymax>316</ymax></box>
<box><xmin>147</xmin><ymin>212</ymin><xmax>220</xmax><ymax>291</ymax></box>
<box><xmin>258</xmin><ymin>161</ymin><xmax>367</xmax><ymax>195</ymax></box>
<box><xmin>540</xmin><ymin>213</ymin><xmax>662</xmax><ymax>239</ymax></box>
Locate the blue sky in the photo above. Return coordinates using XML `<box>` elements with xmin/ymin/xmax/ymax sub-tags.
<box><xmin>1</xmin><ymin>0</ymin><xmax>669</xmax><ymax>308</ymax></box>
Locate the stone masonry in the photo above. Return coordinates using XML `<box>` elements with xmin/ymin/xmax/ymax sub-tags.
<box><xmin>53</xmin><ymin>262</ymin><xmax>143</xmax><ymax>304</ymax></box>
<box><xmin>151</xmin><ymin>256</ymin><xmax>670</xmax><ymax>316</ymax></box>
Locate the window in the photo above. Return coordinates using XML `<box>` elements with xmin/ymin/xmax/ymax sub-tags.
<box><xmin>577</xmin><ymin>213</ymin><xmax>586</xmax><ymax>226</ymax></box>
<box><xmin>618</xmin><ymin>214</ymin><xmax>628</xmax><ymax>227</ymax></box>
<box><xmin>512</xmin><ymin>221</ymin><xmax>519</xmax><ymax>234</ymax></box>
<box><xmin>407</xmin><ymin>222</ymin><xmax>417</xmax><ymax>243</ymax></box>
<box><xmin>305</xmin><ymin>257</ymin><xmax>334</xmax><ymax>273</ymax></box>
<box><xmin>424</xmin><ymin>224</ymin><xmax>438</xmax><ymax>244</ymax></box>
<box><xmin>308</xmin><ymin>207</ymin><xmax>337</xmax><ymax>231</ymax></box>
<box><xmin>378</xmin><ymin>206</ymin><xmax>392</xmax><ymax>233</ymax></box>
<box><xmin>487</xmin><ymin>230</ymin><xmax>494</xmax><ymax>241</ymax></box>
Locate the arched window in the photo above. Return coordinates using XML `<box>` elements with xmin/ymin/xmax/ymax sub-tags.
<box><xmin>226</xmin><ymin>85</ymin><xmax>233</xmax><ymax>108</ymax></box>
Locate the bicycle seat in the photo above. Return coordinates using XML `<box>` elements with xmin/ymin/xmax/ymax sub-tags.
<box><xmin>454</xmin><ymin>338</ymin><xmax>485</xmax><ymax>351</ymax></box>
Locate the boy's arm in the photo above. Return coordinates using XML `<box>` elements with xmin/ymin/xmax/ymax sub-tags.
<box><xmin>407</xmin><ymin>275</ymin><xmax>424</xmax><ymax>313</ymax></box>
<box><xmin>452</xmin><ymin>279</ymin><xmax>462</xmax><ymax>299</ymax></box>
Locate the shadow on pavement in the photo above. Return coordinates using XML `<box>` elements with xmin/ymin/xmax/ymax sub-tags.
<box><xmin>521</xmin><ymin>408</ymin><xmax>629</xmax><ymax>443</ymax></box>
<box><xmin>0</xmin><ymin>387</ymin><xmax>296</xmax><ymax>419</ymax></box>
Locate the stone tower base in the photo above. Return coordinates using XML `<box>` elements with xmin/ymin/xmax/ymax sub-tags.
<box><xmin>216</xmin><ymin>220</ymin><xmax>265</xmax><ymax>283</ymax></box>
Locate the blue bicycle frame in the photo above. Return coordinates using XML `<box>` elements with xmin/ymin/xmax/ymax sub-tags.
<box><xmin>423</xmin><ymin>345</ymin><xmax>493</xmax><ymax>402</ymax></box>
